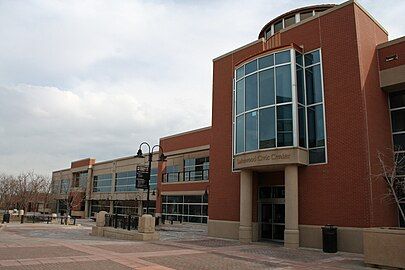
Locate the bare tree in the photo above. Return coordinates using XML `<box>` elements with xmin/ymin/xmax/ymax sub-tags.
<box><xmin>58</xmin><ymin>179</ymin><xmax>86</xmax><ymax>222</ymax></box>
<box><xmin>0</xmin><ymin>171</ymin><xmax>53</xmax><ymax>214</ymax></box>
<box><xmin>376</xmin><ymin>150</ymin><xmax>405</xmax><ymax>224</ymax></box>
<box><xmin>0</xmin><ymin>173</ymin><xmax>17</xmax><ymax>212</ymax></box>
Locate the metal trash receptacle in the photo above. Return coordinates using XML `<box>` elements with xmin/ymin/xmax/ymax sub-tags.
<box><xmin>4</xmin><ymin>213</ymin><xmax>10</xmax><ymax>223</ymax></box>
<box><xmin>322</xmin><ymin>224</ymin><xmax>337</xmax><ymax>253</ymax></box>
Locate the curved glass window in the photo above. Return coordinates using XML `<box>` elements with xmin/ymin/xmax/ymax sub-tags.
<box><xmin>234</xmin><ymin>49</ymin><xmax>293</xmax><ymax>154</ymax></box>
<box><xmin>245</xmin><ymin>74</ymin><xmax>258</xmax><ymax>110</ymax></box>
<box><xmin>259</xmin><ymin>68</ymin><xmax>275</xmax><ymax>106</ymax></box>
<box><xmin>234</xmin><ymin>48</ymin><xmax>327</xmax><ymax>165</ymax></box>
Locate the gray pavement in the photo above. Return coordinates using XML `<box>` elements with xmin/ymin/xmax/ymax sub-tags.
<box><xmin>0</xmin><ymin>222</ymin><xmax>376</xmax><ymax>269</ymax></box>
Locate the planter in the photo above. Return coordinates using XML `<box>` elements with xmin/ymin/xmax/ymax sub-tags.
<box><xmin>363</xmin><ymin>227</ymin><xmax>405</xmax><ymax>269</ymax></box>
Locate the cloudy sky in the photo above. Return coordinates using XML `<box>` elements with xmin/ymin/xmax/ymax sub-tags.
<box><xmin>0</xmin><ymin>0</ymin><xmax>404</xmax><ymax>175</ymax></box>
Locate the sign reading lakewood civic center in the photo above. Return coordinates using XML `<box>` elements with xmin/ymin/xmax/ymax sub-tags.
<box><xmin>234</xmin><ymin>148</ymin><xmax>309</xmax><ymax>170</ymax></box>
<box><xmin>136</xmin><ymin>165</ymin><xmax>150</xmax><ymax>189</ymax></box>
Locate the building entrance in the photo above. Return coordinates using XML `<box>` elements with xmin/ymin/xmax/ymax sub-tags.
<box><xmin>259</xmin><ymin>186</ymin><xmax>285</xmax><ymax>242</ymax></box>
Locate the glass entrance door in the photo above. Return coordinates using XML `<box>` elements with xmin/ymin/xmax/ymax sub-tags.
<box><xmin>259</xmin><ymin>186</ymin><xmax>285</xmax><ymax>242</ymax></box>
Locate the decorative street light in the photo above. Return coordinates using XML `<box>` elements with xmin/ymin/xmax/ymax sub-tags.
<box><xmin>135</xmin><ymin>142</ymin><xmax>166</xmax><ymax>215</ymax></box>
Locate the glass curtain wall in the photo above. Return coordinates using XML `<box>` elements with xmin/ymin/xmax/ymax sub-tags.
<box><xmin>162</xmin><ymin>195</ymin><xmax>208</xmax><ymax>223</ymax></box>
<box><xmin>234</xmin><ymin>48</ymin><xmax>326</xmax><ymax>165</ymax></box>
<box><xmin>115</xmin><ymin>171</ymin><xmax>136</xmax><ymax>192</ymax></box>
<box><xmin>93</xmin><ymin>174</ymin><xmax>112</xmax><ymax>192</ymax></box>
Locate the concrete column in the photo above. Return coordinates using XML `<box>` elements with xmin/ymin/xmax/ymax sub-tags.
<box><xmin>84</xmin><ymin>167</ymin><xmax>93</xmax><ymax>218</ymax></box>
<box><xmin>284</xmin><ymin>165</ymin><xmax>299</xmax><ymax>248</ymax></box>
<box><xmin>239</xmin><ymin>170</ymin><xmax>253</xmax><ymax>243</ymax></box>
<box><xmin>138</xmin><ymin>200</ymin><xmax>143</xmax><ymax>216</ymax></box>
<box><xmin>84</xmin><ymin>200</ymin><xmax>89</xmax><ymax>218</ymax></box>
<box><xmin>109</xmin><ymin>200</ymin><xmax>114</xmax><ymax>214</ymax></box>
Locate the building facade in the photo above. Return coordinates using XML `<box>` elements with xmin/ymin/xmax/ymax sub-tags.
<box><xmin>52</xmin><ymin>156</ymin><xmax>158</xmax><ymax>218</ymax></box>
<box><xmin>52</xmin><ymin>0</ymin><xmax>405</xmax><ymax>253</ymax></box>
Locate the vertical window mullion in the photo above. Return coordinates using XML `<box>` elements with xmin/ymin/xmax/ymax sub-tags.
<box><xmin>274</xmin><ymin>64</ymin><xmax>278</xmax><ymax>147</ymax></box>
<box><xmin>291</xmin><ymin>49</ymin><xmax>298</xmax><ymax>148</ymax></box>
<box><xmin>257</xmin><ymin>63</ymin><xmax>260</xmax><ymax>149</ymax></box>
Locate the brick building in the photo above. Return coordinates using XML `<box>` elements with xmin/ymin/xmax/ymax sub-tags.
<box><xmin>52</xmin><ymin>0</ymin><xmax>405</xmax><ymax>253</ymax></box>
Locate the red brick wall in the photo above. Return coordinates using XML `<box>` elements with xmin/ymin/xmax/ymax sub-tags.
<box><xmin>71</xmin><ymin>158</ymin><xmax>95</xmax><ymax>169</ymax></box>
<box><xmin>210</xmin><ymin>41</ymin><xmax>264</xmax><ymax>222</ymax></box>
<box><xmin>156</xmin><ymin>128</ymin><xmax>211</xmax><ymax>213</ymax></box>
<box><xmin>354</xmin><ymin>5</ymin><xmax>397</xmax><ymax>227</ymax></box>
<box><xmin>160</xmin><ymin>128</ymin><xmax>211</xmax><ymax>153</ymax></box>
<box><xmin>209</xmin><ymin>2</ymin><xmax>397</xmax><ymax>228</ymax></box>
<box><xmin>378</xmin><ymin>40</ymin><xmax>405</xmax><ymax>70</ymax></box>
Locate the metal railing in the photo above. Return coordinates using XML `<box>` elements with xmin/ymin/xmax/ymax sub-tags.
<box><xmin>162</xmin><ymin>169</ymin><xmax>209</xmax><ymax>183</ymax></box>
<box><xmin>17</xmin><ymin>214</ymin><xmax>76</xmax><ymax>225</ymax></box>
<box><xmin>105</xmin><ymin>214</ymin><xmax>139</xmax><ymax>231</ymax></box>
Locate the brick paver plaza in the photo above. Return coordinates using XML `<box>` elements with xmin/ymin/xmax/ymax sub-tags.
<box><xmin>0</xmin><ymin>222</ymin><xmax>375</xmax><ymax>269</ymax></box>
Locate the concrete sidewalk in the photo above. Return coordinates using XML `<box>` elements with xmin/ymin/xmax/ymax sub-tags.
<box><xmin>0</xmin><ymin>223</ymin><xmax>374</xmax><ymax>269</ymax></box>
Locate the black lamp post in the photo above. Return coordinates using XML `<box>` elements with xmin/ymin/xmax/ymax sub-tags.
<box><xmin>135</xmin><ymin>142</ymin><xmax>166</xmax><ymax>215</ymax></box>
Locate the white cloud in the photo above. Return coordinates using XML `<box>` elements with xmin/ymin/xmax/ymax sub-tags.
<box><xmin>0</xmin><ymin>0</ymin><xmax>403</xmax><ymax>175</ymax></box>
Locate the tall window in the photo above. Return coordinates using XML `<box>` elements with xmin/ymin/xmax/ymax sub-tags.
<box><xmin>235</xmin><ymin>49</ymin><xmax>293</xmax><ymax>154</ymax></box>
<box><xmin>60</xmin><ymin>179</ymin><xmax>70</xmax><ymax>194</ymax></box>
<box><xmin>389</xmin><ymin>90</ymin><xmax>405</xmax><ymax>227</ymax></box>
<box><xmin>73</xmin><ymin>172</ymin><xmax>88</xmax><ymax>188</ymax></box>
<box><xmin>233</xmin><ymin>48</ymin><xmax>326</xmax><ymax>165</ymax></box>
<box><xmin>93</xmin><ymin>174</ymin><xmax>112</xmax><ymax>192</ymax></box>
<box><xmin>115</xmin><ymin>171</ymin><xmax>136</xmax><ymax>192</ymax></box>
<box><xmin>303</xmin><ymin>50</ymin><xmax>326</xmax><ymax>164</ymax></box>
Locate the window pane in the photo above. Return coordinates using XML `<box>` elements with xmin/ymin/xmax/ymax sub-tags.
<box><xmin>296</xmin><ymin>51</ymin><xmax>303</xmax><ymax>66</ymax></box>
<box><xmin>305</xmin><ymin>65</ymin><xmax>323</xmax><ymax>104</ymax></box>
<box><xmin>284</xmin><ymin>15</ymin><xmax>295</xmax><ymax>28</ymax></box>
<box><xmin>236</xmin><ymin>115</ymin><xmax>245</xmax><ymax>153</ymax></box>
<box><xmin>246</xmin><ymin>111</ymin><xmax>258</xmax><ymax>151</ymax></box>
<box><xmin>392</xmin><ymin>109</ymin><xmax>405</xmax><ymax>132</ymax></box>
<box><xmin>309</xmin><ymin>148</ymin><xmax>326</xmax><ymax>164</ymax></box>
<box><xmin>259</xmin><ymin>54</ymin><xmax>274</xmax><ymax>69</ymax></box>
<box><xmin>307</xmin><ymin>105</ymin><xmax>325</xmax><ymax>148</ymax></box>
<box><xmin>189</xmin><ymin>205</ymin><xmax>202</xmax><ymax>215</ymax></box>
<box><xmin>395</xmin><ymin>153</ymin><xmax>405</xmax><ymax>175</ymax></box>
<box><xmin>245</xmin><ymin>74</ymin><xmax>258</xmax><ymax>111</ymax></box>
<box><xmin>394</xmin><ymin>133</ymin><xmax>405</xmax><ymax>151</ymax></box>
<box><xmin>265</xmin><ymin>29</ymin><xmax>272</xmax><ymax>39</ymax></box>
<box><xmin>259</xmin><ymin>187</ymin><xmax>272</xmax><ymax>199</ymax></box>
<box><xmin>259</xmin><ymin>107</ymin><xmax>276</xmax><ymax>149</ymax></box>
<box><xmin>299</xmin><ymin>106</ymin><xmax>307</xmax><ymax>147</ymax></box>
<box><xmin>390</xmin><ymin>91</ymin><xmax>405</xmax><ymax>109</ymax></box>
<box><xmin>300</xmin><ymin>11</ymin><xmax>313</xmax><ymax>21</ymax></box>
<box><xmin>245</xmin><ymin>60</ymin><xmax>257</xmax><ymax>74</ymax></box>
<box><xmin>184</xmin><ymin>195</ymin><xmax>202</xmax><ymax>203</ymax></box>
<box><xmin>236</xmin><ymin>66</ymin><xmax>244</xmax><ymax>80</ymax></box>
<box><xmin>277</xmin><ymin>105</ymin><xmax>293</xmax><ymax>147</ymax></box>
<box><xmin>275</xmin><ymin>51</ymin><xmax>291</xmax><ymax>65</ymax></box>
<box><xmin>297</xmin><ymin>66</ymin><xmax>305</xmax><ymax>104</ymax></box>
<box><xmin>236</xmin><ymin>79</ymin><xmax>244</xmax><ymax>114</ymax></box>
<box><xmin>259</xmin><ymin>68</ymin><xmax>275</xmax><ymax>106</ymax></box>
<box><xmin>305</xmin><ymin>50</ymin><xmax>320</xmax><ymax>66</ymax></box>
<box><xmin>276</xmin><ymin>65</ymin><xmax>292</xmax><ymax>103</ymax></box>
<box><xmin>274</xmin><ymin>20</ymin><xmax>283</xmax><ymax>33</ymax></box>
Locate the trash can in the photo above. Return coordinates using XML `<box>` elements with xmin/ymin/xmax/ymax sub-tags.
<box><xmin>322</xmin><ymin>224</ymin><xmax>337</xmax><ymax>253</ymax></box>
<box><xmin>3</xmin><ymin>213</ymin><xmax>10</xmax><ymax>223</ymax></box>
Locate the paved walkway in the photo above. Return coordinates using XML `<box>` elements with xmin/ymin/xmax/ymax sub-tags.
<box><xmin>0</xmin><ymin>222</ymin><xmax>375</xmax><ymax>269</ymax></box>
